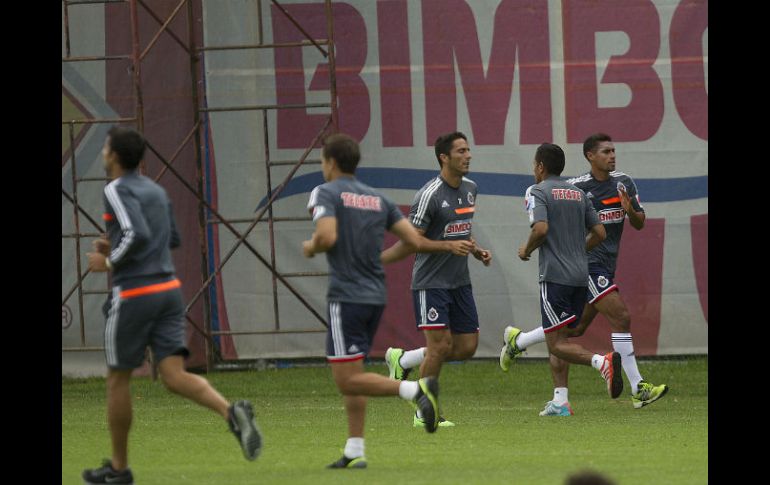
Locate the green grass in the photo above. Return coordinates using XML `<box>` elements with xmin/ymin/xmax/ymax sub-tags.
<box><xmin>63</xmin><ymin>357</ymin><xmax>707</xmax><ymax>484</ymax></box>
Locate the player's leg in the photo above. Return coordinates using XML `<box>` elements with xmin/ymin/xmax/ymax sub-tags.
<box><xmin>84</xmin><ymin>287</ymin><xmax>148</xmax><ymax>484</ymax></box>
<box><xmin>541</xmin><ymin>282</ymin><xmax>623</xmax><ymax>398</ymax></box>
<box><xmin>446</xmin><ymin>285</ymin><xmax>480</xmax><ymax>361</ymax></box>
<box><xmin>540</xmin><ymin>303</ymin><xmax>599</xmax><ymax>415</ymax></box>
<box><xmin>106</xmin><ymin>369</ymin><xmax>133</xmax><ymax>472</ymax></box>
<box><xmin>539</xmin><ymin>354</ymin><xmax>574</xmax><ymax>416</ymax></box>
<box><xmin>385</xmin><ymin>289</ymin><xmax>447</xmax><ymax>381</ymax></box>
<box><xmin>327</xmin><ymin>302</ymin><xmax>440</xmax><ymax>452</ymax></box>
<box><xmin>593</xmin><ymin>287</ymin><xmax>668</xmax><ymax>407</ymax></box>
<box><xmin>151</xmin><ymin>287</ymin><xmax>261</xmax><ymax>460</ymax></box>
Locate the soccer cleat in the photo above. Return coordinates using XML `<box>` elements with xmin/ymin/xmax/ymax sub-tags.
<box><xmin>538</xmin><ymin>400</ymin><xmax>574</xmax><ymax>417</ymax></box>
<box><xmin>82</xmin><ymin>459</ymin><xmax>134</xmax><ymax>484</ymax></box>
<box><xmin>385</xmin><ymin>347</ymin><xmax>411</xmax><ymax>381</ymax></box>
<box><xmin>413</xmin><ymin>377</ymin><xmax>440</xmax><ymax>433</ymax></box>
<box><xmin>327</xmin><ymin>455</ymin><xmax>367</xmax><ymax>469</ymax></box>
<box><xmin>631</xmin><ymin>380</ymin><xmax>669</xmax><ymax>409</ymax></box>
<box><xmin>599</xmin><ymin>352</ymin><xmax>623</xmax><ymax>399</ymax></box>
<box><xmin>228</xmin><ymin>400</ymin><xmax>263</xmax><ymax>461</ymax></box>
<box><xmin>413</xmin><ymin>412</ymin><xmax>455</xmax><ymax>427</ymax></box>
<box><xmin>499</xmin><ymin>326</ymin><xmax>523</xmax><ymax>372</ymax></box>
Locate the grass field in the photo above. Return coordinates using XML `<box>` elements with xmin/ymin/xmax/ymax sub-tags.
<box><xmin>62</xmin><ymin>357</ymin><xmax>707</xmax><ymax>484</ymax></box>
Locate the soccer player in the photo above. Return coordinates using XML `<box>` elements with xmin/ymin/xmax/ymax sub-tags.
<box><xmin>500</xmin><ymin>142</ymin><xmax>624</xmax><ymax>403</ymax></box>
<box><xmin>380</xmin><ymin>132</ymin><xmax>493</xmax><ymax>428</ymax></box>
<box><xmin>82</xmin><ymin>127</ymin><xmax>261</xmax><ymax>485</ymax></box>
<box><xmin>303</xmin><ymin>133</ymin><xmax>460</xmax><ymax>469</ymax></box>
<box><xmin>500</xmin><ymin>134</ymin><xmax>668</xmax><ymax>414</ymax></box>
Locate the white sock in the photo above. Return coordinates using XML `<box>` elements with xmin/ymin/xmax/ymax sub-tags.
<box><xmin>516</xmin><ymin>327</ymin><xmax>545</xmax><ymax>350</ymax></box>
<box><xmin>612</xmin><ymin>333</ymin><xmax>643</xmax><ymax>394</ymax></box>
<box><xmin>553</xmin><ymin>387</ymin><xmax>569</xmax><ymax>405</ymax></box>
<box><xmin>591</xmin><ymin>354</ymin><xmax>604</xmax><ymax>370</ymax></box>
<box><xmin>344</xmin><ymin>437</ymin><xmax>365</xmax><ymax>459</ymax></box>
<box><xmin>398</xmin><ymin>380</ymin><xmax>419</xmax><ymax>400</ymax></box>
<box><xmin>399</xmin><ymin>348</ymin><xmax>426</xmax><ymax>369</ymax></box>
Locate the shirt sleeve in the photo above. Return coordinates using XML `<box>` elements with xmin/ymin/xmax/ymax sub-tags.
<box><xmin>383</xmin><ymin>195</ymin><xmax>405</xmax><ymax>229</ymax></box>
<box><xmin>584</xmin><ymin>195</ymin><xmax>600</xmax><ymax>228</ymax></box>
<box><xmin>104</xmin><ymin>182</ymin><xmax>150</xmax><ymax>268</ymax></box>
<box><xmin>526</xmin><ymin>185</ymin><xmax>548</xmax><ymax>226</ymax></box>
<box><xmin>310</xmin><ymin>185</ymin><xmax>336</xmax><ymax>222</ymax></box>
<box><xmin>409</xmin><ymin>187</ymin><xmax>435</xmax><ymax>230</ymax></box>
<box><xmin>626</xmin><ymin>177</ymin><xmax>645</xmax><ymax>213</ymax></box>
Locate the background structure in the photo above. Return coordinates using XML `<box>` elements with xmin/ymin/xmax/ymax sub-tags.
<box><xmin>62</xmin><ymin>0</ymin><xmax>708</xmax><ymax>377</ymax></box>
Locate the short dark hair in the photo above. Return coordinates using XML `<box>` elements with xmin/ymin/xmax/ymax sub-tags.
<box><xmin>582</xmin><ymin>133</ymin><xmax>612</xmax><ymax>161</ymax></box>
<box><xmin>434</xmin><ymin>132</ymin><xmax>467</xmax><ymax>167</ymax></box>
<box><xmin>107</xmin><ymin>126</ymin><xmax>146</xmax><ymax>170</ymax></box>
<box><xmin>535</xmin><ymin>143</ymin><xmax>565</xmax><ymax>176</ymax></box>
<box><xmin>322</xmin><ymin>133</ymin><xmax>361</xmax><ymax>174</ymax></box>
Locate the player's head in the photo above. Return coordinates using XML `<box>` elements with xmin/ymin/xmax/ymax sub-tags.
<box><xmin>103</xmin><ymin>126</ymin><xmax>146</xmax><ymax>174</ymax></box>
<box><xmin>533</xmin><ymin>143</ymin><xmax>565</xmax><ymax>182</ymax></box>
<box><xmin>434</xmin><ymin>131</ymin><xmax>471</xmax><ymax>174</ymax></box>
<box><xmin>582</xmin><ymin>133</ymin><xmax>616</xmax><ymax>172</ymax></box>
<box><xmin>321</xmin><ymin>133</ymin><xmax>361</xmax><ymax>180</ymax></box>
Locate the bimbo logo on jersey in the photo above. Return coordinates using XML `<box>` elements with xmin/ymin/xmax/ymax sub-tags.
<box><xmin>551</xmin><ymin>188</ymin><xmax>583</xmax><ymax>201</ymax></box>
<box><xmin>598</xmin><ymin>208</ymin><xmax>625</xmax><ymax>223</ymax></box>
<box><xmin>340</xmin><ymin>192</ymin><xmax>382</xmax><ymax>211</ymax></box>
<box><xmin>444</xmin><ymin>220</ymin><xmax>472</xmax><ymax>237</ymax></box>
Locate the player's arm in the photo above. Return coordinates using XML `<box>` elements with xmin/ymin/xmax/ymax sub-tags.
<box><xmin>518</xmin><ymin>221</ymin><xmax>548</xmax><ymax>261</ymax></box>
<box><xmin>469</xmin><ymin>236</ymin><xmax>492</xmax><ymax>266</ymax></box>
<box><xmin>303</xmin><ymin>216</ymin><xmax>337</xmax><ymax>258</ymax></box>
<box><xmin>618</xmin><ymin>183</ymin><xmax>645</xmax><ymax>230</ymax></box>
<box><xmin>586</xmin><ymin>223</ymin><xmax>607</xmax><ymax>251</ymax></box>
<box><xmin>382</xmin><ymin>225</ymin><xmax>474</xmax><ymax>264</ymax></box>
<box><xmin>88</xmin><ymin>185</ymin><xmax>150</xmax><ymax>272</ymax></box>
<box><xmin>584</xmin><ymin>194</ymin><xmax>606</xmax><ymax>251</ymax></box>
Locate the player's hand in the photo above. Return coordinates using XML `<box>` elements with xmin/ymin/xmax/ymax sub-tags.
<box><xmin>473</xmin><ymin>247</ymin><xmax>492</xmax><ymax>266</ymax></box>
<box><xmin>618</xmin><ymin>185</ymin><xmax>633</xmax><ymax>213</ymax></box>
<box><xmin>92</xmin><ymin>236</ymin><xmax>111</xmax><ymax>256</ymax></box>
<box><xmin>448</xmin><ymin>240</ymin><xmax>474</xmax><ymax>256</ymax></box>
<box><xmin>302</xmin><ymin>240</ymin><xmax>315</xmax><ymax>258</ymax></box>
<box><xmin>87</xmin><ymin>252</ymin><xmax>109</xmax><ymax>272</ymax></box>
<box><xmin>518</xmin><ymin>245</ymin><xmax>530</xmax><ymax>261</ymax></box>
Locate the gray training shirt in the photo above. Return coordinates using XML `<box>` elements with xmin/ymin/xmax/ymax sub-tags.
<box><xmin>409</xmin><ymin>175</ymin><xmax>477</xmax><ymax>290</ymax></box>
<box><xmin>567</xmin><ymin>171</ymin><xmax>644</xmax><ymax>275</ymax></box>
<box><xmin>525</xmin><ymin>175</ymin><xmax>600</xmax><ymax>286</ymax></box>
<box><xmin>308</xmin><ymin>176</ymin><xmax>404</xmax><ymax>305</ymax></box>
<box><xmin>103</xmin><ymin>171</ymin><xmax>181</xmax><ymax>285</ymax></box>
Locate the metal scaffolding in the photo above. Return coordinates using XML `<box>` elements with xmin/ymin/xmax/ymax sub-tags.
<box><xmin>62</xmin><ymin>0</ymin><xmax>339</xmax><ymax>370</ymax></box>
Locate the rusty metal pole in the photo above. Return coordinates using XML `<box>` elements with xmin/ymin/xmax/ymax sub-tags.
<box><xmin>69</xmin><ymin>122</ymin><xmax>87</xmax><ymax>346</ymax></box>
<box><xmin>63</xmin><ymin>1</ymin><xmax>72</xmax><ymax>59</ymax></box>
<box><xmin>129</xmin><ymin>0</ymin><xmax>144</xmax><ymax>135</ymax></box>
<box><xmin>187</xmin><ymin>0</ymin><xmax>215</xmax><ymax>372</ymax></box>
<box><xmin>325</xmin><ymin>0</ymin><xmax>338</xmax><ymax>132</ymax></box>
<box><xmin>263</xmin><ymin>109</ymin><xmax>281</xmax><ymax>331</ymax></box>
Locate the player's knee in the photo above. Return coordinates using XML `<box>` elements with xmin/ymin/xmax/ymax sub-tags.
<box><xmin>611</xmin><ymin>311</ymin><xmax>631</xmax><ymax>332</ymax></box>
<box><xmin>428</xmin><ymin>339</ymin><xmax>453</xmax><ymax>360</ymax></box>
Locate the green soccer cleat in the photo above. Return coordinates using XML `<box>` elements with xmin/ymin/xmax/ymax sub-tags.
<box><xmin>413</xmin><ymin>412</ymin><xmax>455</xmax><ymax>428</ymax></box>
<box><xmin>385</xmin><ymin>347</ymin><xmax>411</xmax><ymax>380</ymax></box>
<box><xmin>631</xmin><ymin>380</ymin><xmax>669</xmax><ymax>409</ymax></box>
<box><xmin>327</xmin><ymin>455</ymin><xmax>367</xmax><ymax>469</ymax></box>
<box><xmin>499</xmin><ymin>326</ymin><xmax>523</xmax><ymax>372</ymax></box>
<box><xmin>413</xmin><ymin>377</ymin><xmax>440</xmax><ymax>433</ymax></box>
